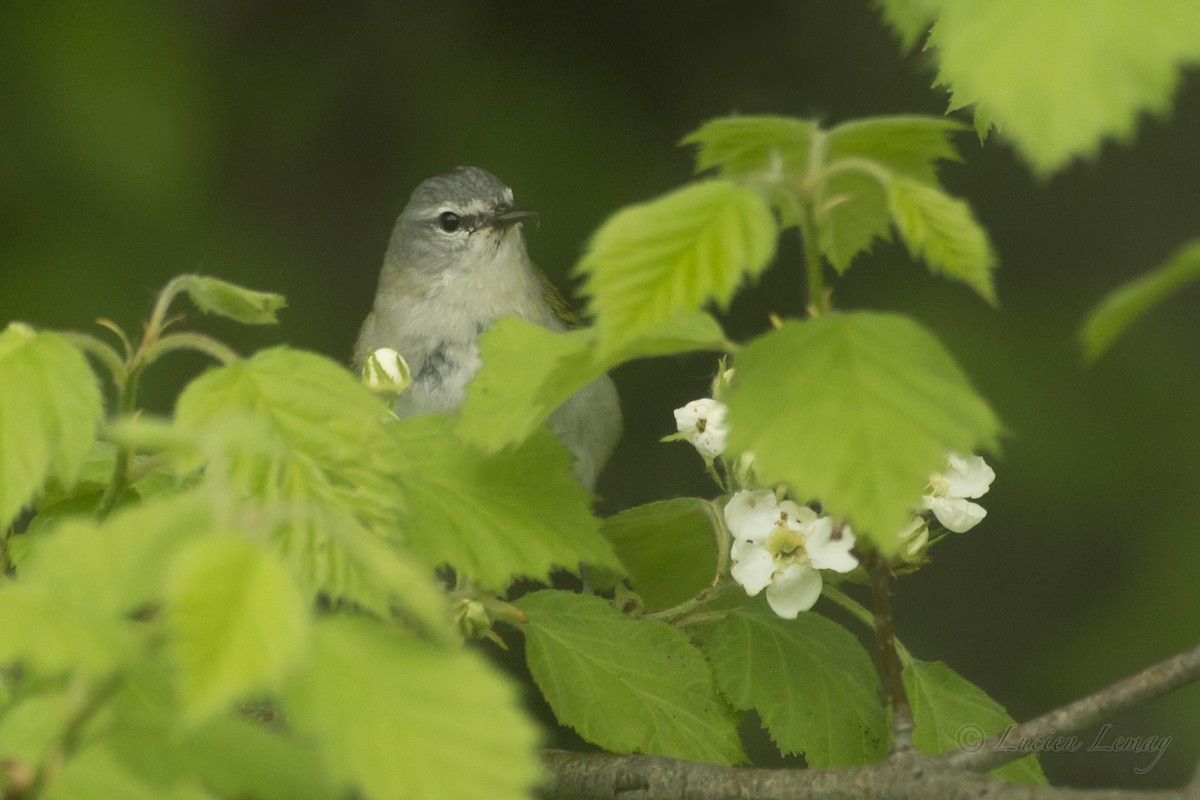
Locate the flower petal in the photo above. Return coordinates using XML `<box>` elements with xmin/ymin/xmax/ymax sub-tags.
<box><xmin>730</xmin><ymin>542</ymin><xmax>775</xmax><ymax>596</ymax></box>
<box><xmin>765</xmin><ymin>564</ymin><xmax>822</xmax><ymax>619</ymax></box>
<box><xmin>724</xmin><ymin>490</ymin><xmax>780</xmax><ymax>542</ymax></box>
<box><xmin>943</xmin><ymin>453</ymin><xmax>995</xmax><ymax>499</ymax></box>
<box><xmin>923</xmin><ymin>495</ymin><xmax>987</xmax><ymax>533</ymax></box>
<box><xmin>806</xmin><ymin>518</ymin><xmax>859</xmax><ymax>573</ymax></box>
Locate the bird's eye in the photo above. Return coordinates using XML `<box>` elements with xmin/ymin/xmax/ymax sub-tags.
<box><xmin>437</xmin><ymin>211</ymin><xmax>461</xmax><ymax>233</ymax></box>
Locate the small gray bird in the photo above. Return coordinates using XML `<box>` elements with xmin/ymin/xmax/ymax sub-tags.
<box><xmin>354</xmin><ymin>167</ymin><xmax>622</xmax><ymax>491</ymax></box>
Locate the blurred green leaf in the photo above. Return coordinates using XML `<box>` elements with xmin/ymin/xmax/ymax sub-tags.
<box><xmin>285</xmin><ymin>617</ymin><xmax>540</xmax><ymax>800</ymax></box>
<box><xmin>683</xmin><ymin>115</ymin><xmax>816</xmax><ymax>175</ymax></box>
<box><xmin>725</xmin><ymin>313</ymin><xmax>1000</xmax><ymax>549</ymax></box>
<box><xmin>927</xmin><ymin>0</ymin><xmax>1200</xmax><ymax>175</ymax></box>
<box><xmin>827</xmin><ymin>116</ymin><xmax>963</xmax><ymax>183</ymax></box>
<box><xmin>872</xmin><ymin>0</ymin><xmax>940</xmax><ymax>50</ymax></box>
<box><xmin>165</xmin><ymin>536</ymin><xmax>309</xmax><ymax>723</ymax></box>
<box><xmin>577</xmin><ymin>180</ymin><xmax>777</xmax><ymax>357</ymax></box>
<box><xmin>1081</xmin><ymin>239</ymin><xmax>1200</xmax><ymax>362</ymax></box>
<box><xmin>0</xmin><ymin>324</ymin><xmax>103</xmax><ymax>529</ymax></box>
<box><xmin>459</xmin><ymin>311</ymin><xmax>731</xmax><ymax>453</ymax></box>
<box><xmin>43</xmin><ymin>746</ymin><xmax>215</xmax><ymax>800</ymax></box>
<box><xmin>887</xmin><ymin>177</ymin><xmax>997</xmax><ymax>303</ymax></box>
<box><xmin>905</xmin><ymin>659</ymin><xmax>1047</xmax><ymax>784</ymax></box>
<box><xmin>0</xmin><ymin>491</ymin><xmax>212</xmax><ymax>675</ymax></box>
<box><xmin>171</xmin><ymin>275</ymin><xmax>287</xmax><ymax>325</ymax></box>
<box><xmin>602</xmin><ymin>498</ymin><xmax>720</xmax><ymax>611</ymax></box>
<box><xmin>392</xmin><ymin>415</ymin><xmax>619</xmax><ymax>588</ymax></box>
<box><xmin>518</xmin><ymin>590</ymin><xmax>745</xmax><ymax>764</ymax></box>
<box><xmin>703</xmin><ymin>604</ymin><xmax>888</xmax><ymax>767</ymax></box>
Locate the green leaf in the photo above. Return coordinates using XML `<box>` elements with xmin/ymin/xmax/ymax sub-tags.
<box><xmin>0</xmin><ymin>491</ymin><xmax>213</xmax><ymax>675</ymax></box>
<box><xmin>0</xmin><ymin>690</ymin><xmax>73</xmax><ymax>768</ymax></box>
<box><xmin>518</xmin><ymin>590</ymin><xmax>745</xmax><ymax>764</ymax></box>
<box><xmin>703</xmin><ymin>604</ymin><xmax>888</xmax><ymax>767</ymax></box>
<box><xmin>165</xmin><ymin>536</ymin><xmax>309</xmax><ymax>723</ymax></box>
<box><xmin>392</xmin><ymin>415</ymin><xmax>619</xmax><ymax>588</ymax></box>
<box><xmin>576</xmin><ymin>180</ymin><xmax>777</xmax><ymax>357</ymax></box>
<box><xmin>905</xmin><ymin>659</ymin><xmax>1047</xmax><ymax>784</ymax></box>
<box><xmin>682</xmin><ymin>115</ymin><xmax>817</xmax><ymax>175</ymax></box>
<box><xmin>602</xmin><ymin>498</ymin><xmax>720</xmax><ymax>611</ymax></box>
<box><xmin>284</xmin><ymin>617</ymin><xmax>540</xmax><ymax>800</ymax></box>
<box><xmin>887</xmin><ymin>177</ymin><xmax>997</xmax><ymax>303</ymax></box>
<box><xmin>927</xmin><ymin>0</ymin><xmax>1200</xmax><ymax>175</ymax></box>
<box><xmin>174</xmin><ymin>347</ymin><xmax>447</xmax><ymax>625</ymax></box>
<box><xmin>820</xmin><ymin>116</ymin><xmax>965</xmax><ymax>273</ymax></box>
<box><xmin>172</xmin><ymin>274</ymin><xmax>286</xmax><ymax>325</ymax></box>
<box><xmin>872</xmin><ymin>0</ymin><xmax>940</xmax><ymax>50</ymax></box>
<box><xmin>458</xmin><ymin>311</ymin><xmax>731</xmax><ymax>454</ymax></box>
<box><xmin>0</xmin><ymin>324</ymin><xmax>103</xmax><ymax>529</ymax></box>
<box><xmin>726</xmin><ymin>313</ymin><xmax>1000</xmax><ymax>548</ymax></box>
<box><xmin>43</xmin><ymin>746</ymin><xmax>217</xmax><ymax>800</ymax></box>
<box><xmin>1081</xmin><ymin>239</ymin><xmax>1200</xmax><ymax>361</ymax></box>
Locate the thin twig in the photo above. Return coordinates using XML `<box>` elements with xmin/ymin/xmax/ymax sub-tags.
<box><xmin>861</xmin><ymin>545</ymin><xmax>913</xmax><ymax>754</ymax></box>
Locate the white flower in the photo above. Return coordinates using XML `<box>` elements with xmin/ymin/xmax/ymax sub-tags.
<box><xmin>362</xmin><ymin>347</ymin><xmax>412</xmax><ymax>394</ymax></box>
<box><xmin>725</xmin><ymin>490</ymin><xmax>857</xmax><ymax>619</ymax></box>
<box><xmin>922</xmin><ymin>453</ymin><xmax>994</xmax><ymax>533</ymax></box>
<box><xmin>673</xmin><ymin>398</ymin><xmax>729</xmax><ymax>460</ymax></box>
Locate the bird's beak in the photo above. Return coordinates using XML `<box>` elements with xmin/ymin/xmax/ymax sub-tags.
<box><xmin>487</xmin><ymin>206</ymin><xmax>539</xmax><ymax>229</ymax></box>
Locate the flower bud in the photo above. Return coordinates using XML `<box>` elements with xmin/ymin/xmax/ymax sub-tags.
<box><xmin>362</xmin><ymin>347</ymin><xmax>412</xmax><ymax>394</ymax></box>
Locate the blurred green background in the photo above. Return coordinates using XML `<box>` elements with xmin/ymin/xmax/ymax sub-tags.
<box><xmin>2</xmin><ymin>0</ymin><xmax>1197</xmax><ymax>788</ymax></box>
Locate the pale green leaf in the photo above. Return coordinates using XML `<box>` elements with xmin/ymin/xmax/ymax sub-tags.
<box><xmin>43</xmin><ymin>745</ymin><xmax>217</xmax><ymax>800</ymax></box>
<box><xmin>166</xmin><ymin>536</ymin><xmax>309</xmax><ymax>723</ymax></box>
<box><xmin>905</xmin><ymin>659</ymin><xmax>1047</xmax><ymax>784</ymax></box>
<box><xmin>518</xmin><ymin>590</ymin><xmax>745</xmax><ymax>764</ymax></box>
<box><xmin>0</xmin><ymin>490</ymin><xmax>213</xmax><ymax>675</ymax></box>
<box><xmin>0</xmin><ymin>324</ymin><xmax>103</xmax><ymax>529</ymax></box>
<box><xmin>928</xmin><ymin>0</ymin><xmax>1200</xmax><ymax>175</ymax></box>
<box><xmin>704</xmin><ymin>604</ymin><xmax>888</xmax><ymax>767</ymax></box>
<box><xmin>725</xmin><ymin>313</ymin><xmax>999</xmax><ymax>548</ymax></box>
<box><xmin>174</xmin><ymin>348</ymin><xmax>448</xmax><ymax>625</ymax></box>
<box><xmin>1081</xmin><ymin>240</ymin><xmax>1200</xmax><ymax>361</ymax></box>
<box><xmin>392</xmin><ymin>415</ymin><xmax>618</xmax><ymax>588</ymax></box>
<box><xmin>872</xmin><ymin>0</ymin><xmax>940</xmax><ymax>51</ymax></box>
<box><xmin>820</xmin><ymin>116</ymin><xmax>965</xmax><ymax>273</ymax></box>
<box><xmin>284</xmin><ymin>617</ymin><xmax>540</xmax><ymax>800</ymax></box>
<box><xmin>576</xmin><ymin>180</ymin><xmax>777</xmax><ymax>357</ymax></box>
<box><xmin>172</xmin><ymin>274</ymin><xmax>286</xmax><ymax>325</ymax></box>
<box><xmin>458</xmin><ymin>311</ymin><xmax>731</xmax><ymax>453</ymax></box>
<box><xmin>887</xmin><ymin>177</ymin><xmax>997</xmax><ymax>303</ymax></box>
<box><xmin>0</xmin><ymin>691</ymin><xmax>72</xmax><ymax>767</ymax></box>
<box><xmin>602</xmin><ymin>498</ymin><xmax>720</xmax><ymax>611</ymax></box>
<box><xmin>682</xmin><ymin>115</ymin><xmax>817</xmax><ymax>175</ymax></box>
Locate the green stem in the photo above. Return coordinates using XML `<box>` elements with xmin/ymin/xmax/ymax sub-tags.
<box><xmin>142</xmin><ymin>332</ymin><xmax>240</xmax><ymax>366</ymax></box>
<box><xmin>822</xmin><ymin>584</ymin><xmax>913</xmax><ymax>664</ymax></box>
<box><xmin>95</xmin><ymin>367</ymin><xmax>141</xmax><ymax>520</ymax></box>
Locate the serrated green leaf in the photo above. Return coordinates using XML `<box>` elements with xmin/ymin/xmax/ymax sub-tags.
<box><xmin>1081</xmin><ymin>239</ymin><xmax>1200</xmax><ymax>361</ymax></box>
<box><xmin>703</xmin><ymin>604</ymin><xmax>888</xmax><ymax>767</ymax></box>
<box><xmin>166</xmin><ymin>536</ymin><xmax>309</xmax><ymax>723</ymax></box>
<box><xmin>576</xmin><ymin>181</ymin><xmax>777</xmax><ymax>357</ymax></box>
<box><xmin>928</xmin><ymin>0</ymin><xmax>1200</xmax><ymax>175</ymax></box>
<box><xmin>0</xmin><ymin>324</ymin><xmax>103</xmax><ymax>529</ymax></box>
<box><xmin>602</xmin><ymin>498</ymin><xmax>720</xmax><ymax>611</ymax></box>
<box><xmin>820</xmin><ymin>116</ymin><xmax>965</xmax><ymax>273</ymax></box>
<box><xmin>285</xmin><ymin>617</ymin><xmax>540</xmax><ymax>800</ymax></box>
<box><xmin>518</xmin><ymin>590</ymin><xmax>745</xmax><ymax>764</ymax></box>
<box><xmin>174</xmin><ymin>347</ymin><xmax>447</xmax><ymax>625</ymax></box>
<box><xmin>905</xmin><ymin>659</ymin><xmax>1047</xmax><ymax>784</ymax></box>
<box><xmin>0</xmin><ymin>491</ymin><xmax>213</xmax><ymax>675</ymax></box>
<box><xmin>872</xmin><ymin>0</ymin><xmax>939</xmax><ymax>50</ymax></box>
<box><xmin>887</xmin><ymin>177</ymin><xmax>997</xmax><ymax>303</ymax></box>
<box><xmin>682</xmin><ymin>115</ymin><xmax>817</xmax><ymax>175</ymax></box>
<box><xmin>725</xmin><ymin>313</ymin><xmax>999</xmax><ymax>548</ymax></box>
<box><xmin>392</xmin><ymin>415</ymin><xmax>618</xmax><ymax>588</ymax></box>
<box><xmin>172</xmin><ymin>274</ymin><xmax>286</xmax><ymax>325</ymax></box>
<box><xmin>458</xmin><ymin>311</ymin><xmax>731</xmax><ymax>454</ymax></box>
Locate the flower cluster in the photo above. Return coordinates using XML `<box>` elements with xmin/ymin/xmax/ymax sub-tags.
<box><xmin>724</xmin><ymin>490</ymin><xmax>858</xmax><ymax>619</ymax></box>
